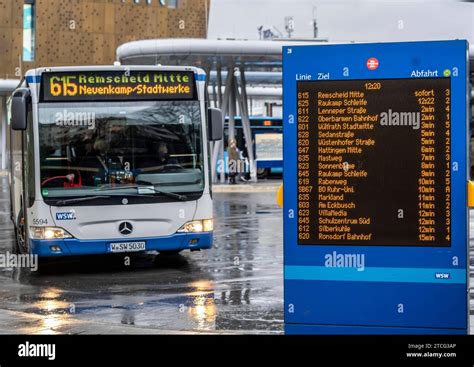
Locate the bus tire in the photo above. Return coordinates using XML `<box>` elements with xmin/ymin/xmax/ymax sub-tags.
<box><xmin>13</xmin><ymin>210</ymin><xmax>28</xmax><ymax>255</ymax></box>
<box><xmin>257</xmin><ymin>168</ymin><xmax>269</xmax><ymax>179</ymax></box>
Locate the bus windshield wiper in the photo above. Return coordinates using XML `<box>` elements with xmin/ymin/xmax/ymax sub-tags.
<box><xmin>95</xmin><ymin>183</ymin><xmax>188</xmax><ymax>201</ymax></box>
<box><xmin>137</xmin><ymin>180</ymin><xmax>188</xmax><ymax>200</ymax></box>
<box><xmin>55</xmin><ymin>195</ymin><xmax>112</xmax><ymax>206</ymax></box>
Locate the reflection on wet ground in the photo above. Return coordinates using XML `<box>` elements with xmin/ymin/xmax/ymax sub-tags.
<box><xmin>0</xmin><ymin>177</ymin><xmax>283</xmax><ymax>334</ymax></box>
<box><xmin>0</xmin><ymin>174</ymin><xmax>472</xmax><ymax>334</ymax></box>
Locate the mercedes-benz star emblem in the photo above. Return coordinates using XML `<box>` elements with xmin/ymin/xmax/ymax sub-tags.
<box><xmin>119</xmin><ymin>222</ymin><xmax>133</xmax><ymax>236</ymax></box>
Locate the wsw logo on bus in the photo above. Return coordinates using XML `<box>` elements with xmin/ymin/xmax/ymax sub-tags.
<box><xmin>56</xmin><ymin>212</ymin><xmax>76</xmax><ymax>220</ymax></box>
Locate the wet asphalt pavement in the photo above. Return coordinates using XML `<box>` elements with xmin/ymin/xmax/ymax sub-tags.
<box><xmin>0</xmin><ymin>175</ymin><xmax>472</xmax><ymax>334</ymax></box>
<box><xmin>0</xmin><ymin>176</ymin><xmax>283</xmax><ymax>334</ymax></box>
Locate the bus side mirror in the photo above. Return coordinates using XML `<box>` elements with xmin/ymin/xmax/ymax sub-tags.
<box><xmin>208</xmin><ymin>107</ymin><xmax>223</xmax><ymax>141</ymax></box>
<box><xmin>11</xmin><ymin>88</ymin><xmax>31</xmax><ymax>131</ymax></box>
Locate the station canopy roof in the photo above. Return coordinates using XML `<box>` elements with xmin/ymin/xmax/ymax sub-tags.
<box><xmin>0</xmin><ymin>79</ymin><xmax>20</xmax><ymax>96</ymax></box>
<box><xmin>116</xmin><ymin>38</ymin><xmax>327</xmax><ymax>69</ymax></box>
<box><xmin>117</xmin><ymin>39</ymin><xmax>474</xmax><ymax>75</ymax></box>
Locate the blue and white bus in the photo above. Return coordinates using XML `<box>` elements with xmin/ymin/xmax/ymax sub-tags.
<box><xmin>224</xmin><ymin>116</ymin><xmax>282</xmax><ymax>178</ymax></box>
<box><xmin>9</xmin><ymin>65</ymin><xmax>223</xmax><ymax>258</ymax></box>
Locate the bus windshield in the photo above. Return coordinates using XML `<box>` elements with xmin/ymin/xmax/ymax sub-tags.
<box><xmin>38</xmin><ymin>100</ymin><xmax>204</xmax><ymax>201</ymax></box>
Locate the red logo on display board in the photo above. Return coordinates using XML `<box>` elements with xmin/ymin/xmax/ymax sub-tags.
<box><xmin>367</xmin><ymin>58</ymin><xmax>379</xmax><ymax>70</ymax></box>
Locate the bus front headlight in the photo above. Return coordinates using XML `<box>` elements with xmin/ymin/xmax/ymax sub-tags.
<box><xmin>30</xmin><ymin>227</ymin><xmax>73</xmax><ymax>240</ymax></box>
<box><xmin>177</xmin><ymin>219</ymin><xmax>213</xmax><ymax>233</ymax></box>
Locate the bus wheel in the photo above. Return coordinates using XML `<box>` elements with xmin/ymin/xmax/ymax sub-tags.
<box><xmin>257</xmin><ymin>168</ymin><xmax>269</xmax><ymax>179</ymax></box>
<box><xmin>13</xmin><ymin>211</ymin><xmax>28</xmax><ymax>255</ymax></box>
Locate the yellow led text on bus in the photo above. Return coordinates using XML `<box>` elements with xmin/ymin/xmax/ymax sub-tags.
<box><xmin>50</xmin><ymin>76</ymin><xmax>79</xmax><ymax>97</ymax></box>
<box><xmin>48</xmin><ymin>72</ymin><xmax>192</xmax><ymax>98</ymax></box>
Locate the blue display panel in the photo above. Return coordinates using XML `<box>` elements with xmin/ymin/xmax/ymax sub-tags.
<box><xmin>283</xmin><ymin>41</ymin><xmax>469</xmax><ymax>334</ymax></box>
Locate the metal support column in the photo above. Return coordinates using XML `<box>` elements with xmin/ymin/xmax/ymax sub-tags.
<box><xmin>1</xmin><ymin>96</ymin><xmax>7</xmax><ymax>171</ymax></box>
<box><xmin>212</xmin><ymin>64</ymin><xmax>234</xmax><ymax>183</ymax></box>
<box><xmin>236</xmin><ymin>67</ymin><xmax>257</xmax><ymax>182</ymax></box>
<box><xmin>227</xmin><ymin>67</ymin><xmax>236</xmax><ymax>142</ymax></box>
<box><xmin>216</xmin><ymin>63</ymin><xmax>225</xmax><ymax>183</ymax></box>
<box><xmin>211</xmin><ymin>83</ymin><xmax>217</xmax><ymax>108</ymax></box>
<box><xmin>216</xmin><ymin>63</ymin><xmax>223</xmax><ymax>108</ymax></box>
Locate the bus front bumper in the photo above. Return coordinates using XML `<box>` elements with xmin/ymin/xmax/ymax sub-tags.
<box><xmin>30</xmin><ymin>232</ymin><xmax>213</xmax><ymax>257</ymax></box>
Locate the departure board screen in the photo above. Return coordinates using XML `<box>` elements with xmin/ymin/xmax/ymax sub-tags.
<box><xmin>297</xmin><ymin>78</ymin><xmax>451</xmax><ymax>247</ymax></box>
<box><xmin>40</xmin><ymin>70</ymin><xmax>196</xmax><ymax>102</ymax></box>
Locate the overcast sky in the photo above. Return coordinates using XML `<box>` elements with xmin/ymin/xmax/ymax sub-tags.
<box><xmin>208</xmin><ymin>0</ymin><xmax>474</xmax><ymax>43</ymax></box>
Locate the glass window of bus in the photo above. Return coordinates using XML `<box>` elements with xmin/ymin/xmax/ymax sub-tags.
<box><xmin>38</xmin><ymin>101</ymin><xmax>204</xmax><ymax>202</ymax></box>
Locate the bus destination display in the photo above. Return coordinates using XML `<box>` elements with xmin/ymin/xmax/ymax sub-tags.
<box><xmin>40</xmin><ymin>70</ymin><xmax>196</xmax><ymax>102</ymax></box>
<box><xmin>297</xmin><ymin>78</ymin><xmax>451</xmax><ymax>247</ymax></box>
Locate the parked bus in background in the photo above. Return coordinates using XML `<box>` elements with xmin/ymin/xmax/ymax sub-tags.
<box><xmin>8</xmin><ymin>65</ymin><xmax>223</xmax><ymax>260</ymax></box>
<box><xmin>223</xmin><ymin>116</ymin><xmax>282</xmax><ymax>179</ymax></box>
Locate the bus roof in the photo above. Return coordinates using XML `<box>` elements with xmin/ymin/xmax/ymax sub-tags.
<box><xmin>24</xmin><ymin>65</ymin><xmax>207</xmax><ymax>81</ymax></box>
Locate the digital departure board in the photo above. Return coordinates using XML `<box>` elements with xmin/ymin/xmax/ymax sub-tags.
<box><xmin>283</xmin><ymin>40</ymin><xmax>469</xmax><ymax>335</ymax></box>
<box><xmin>297</xmin><ymin>78</ymin><xmax>451</xmax><ymax>247</ymax></box>
<box><xmin>40</xmin><ymin>70</ymin><xmax>196</xmax><ymax>102</ymax></box>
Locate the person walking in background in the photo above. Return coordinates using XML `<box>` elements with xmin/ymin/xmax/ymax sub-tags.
<box><xmin>227</xmin><ymin>138</ymin><xmax>240</xmax><ymax>184</ymax></box>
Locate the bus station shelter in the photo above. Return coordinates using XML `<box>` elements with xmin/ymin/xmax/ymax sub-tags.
<box><xmin>116</xmin><ymin>38</ymin><xmax>325</xmax><ymax>183</ymax></box>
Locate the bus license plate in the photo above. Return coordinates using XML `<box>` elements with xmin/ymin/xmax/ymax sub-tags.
<box><xmin>109</xmin><ymin>241</ymin><xmax>146</xmax><ymax>253</ymax></box>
